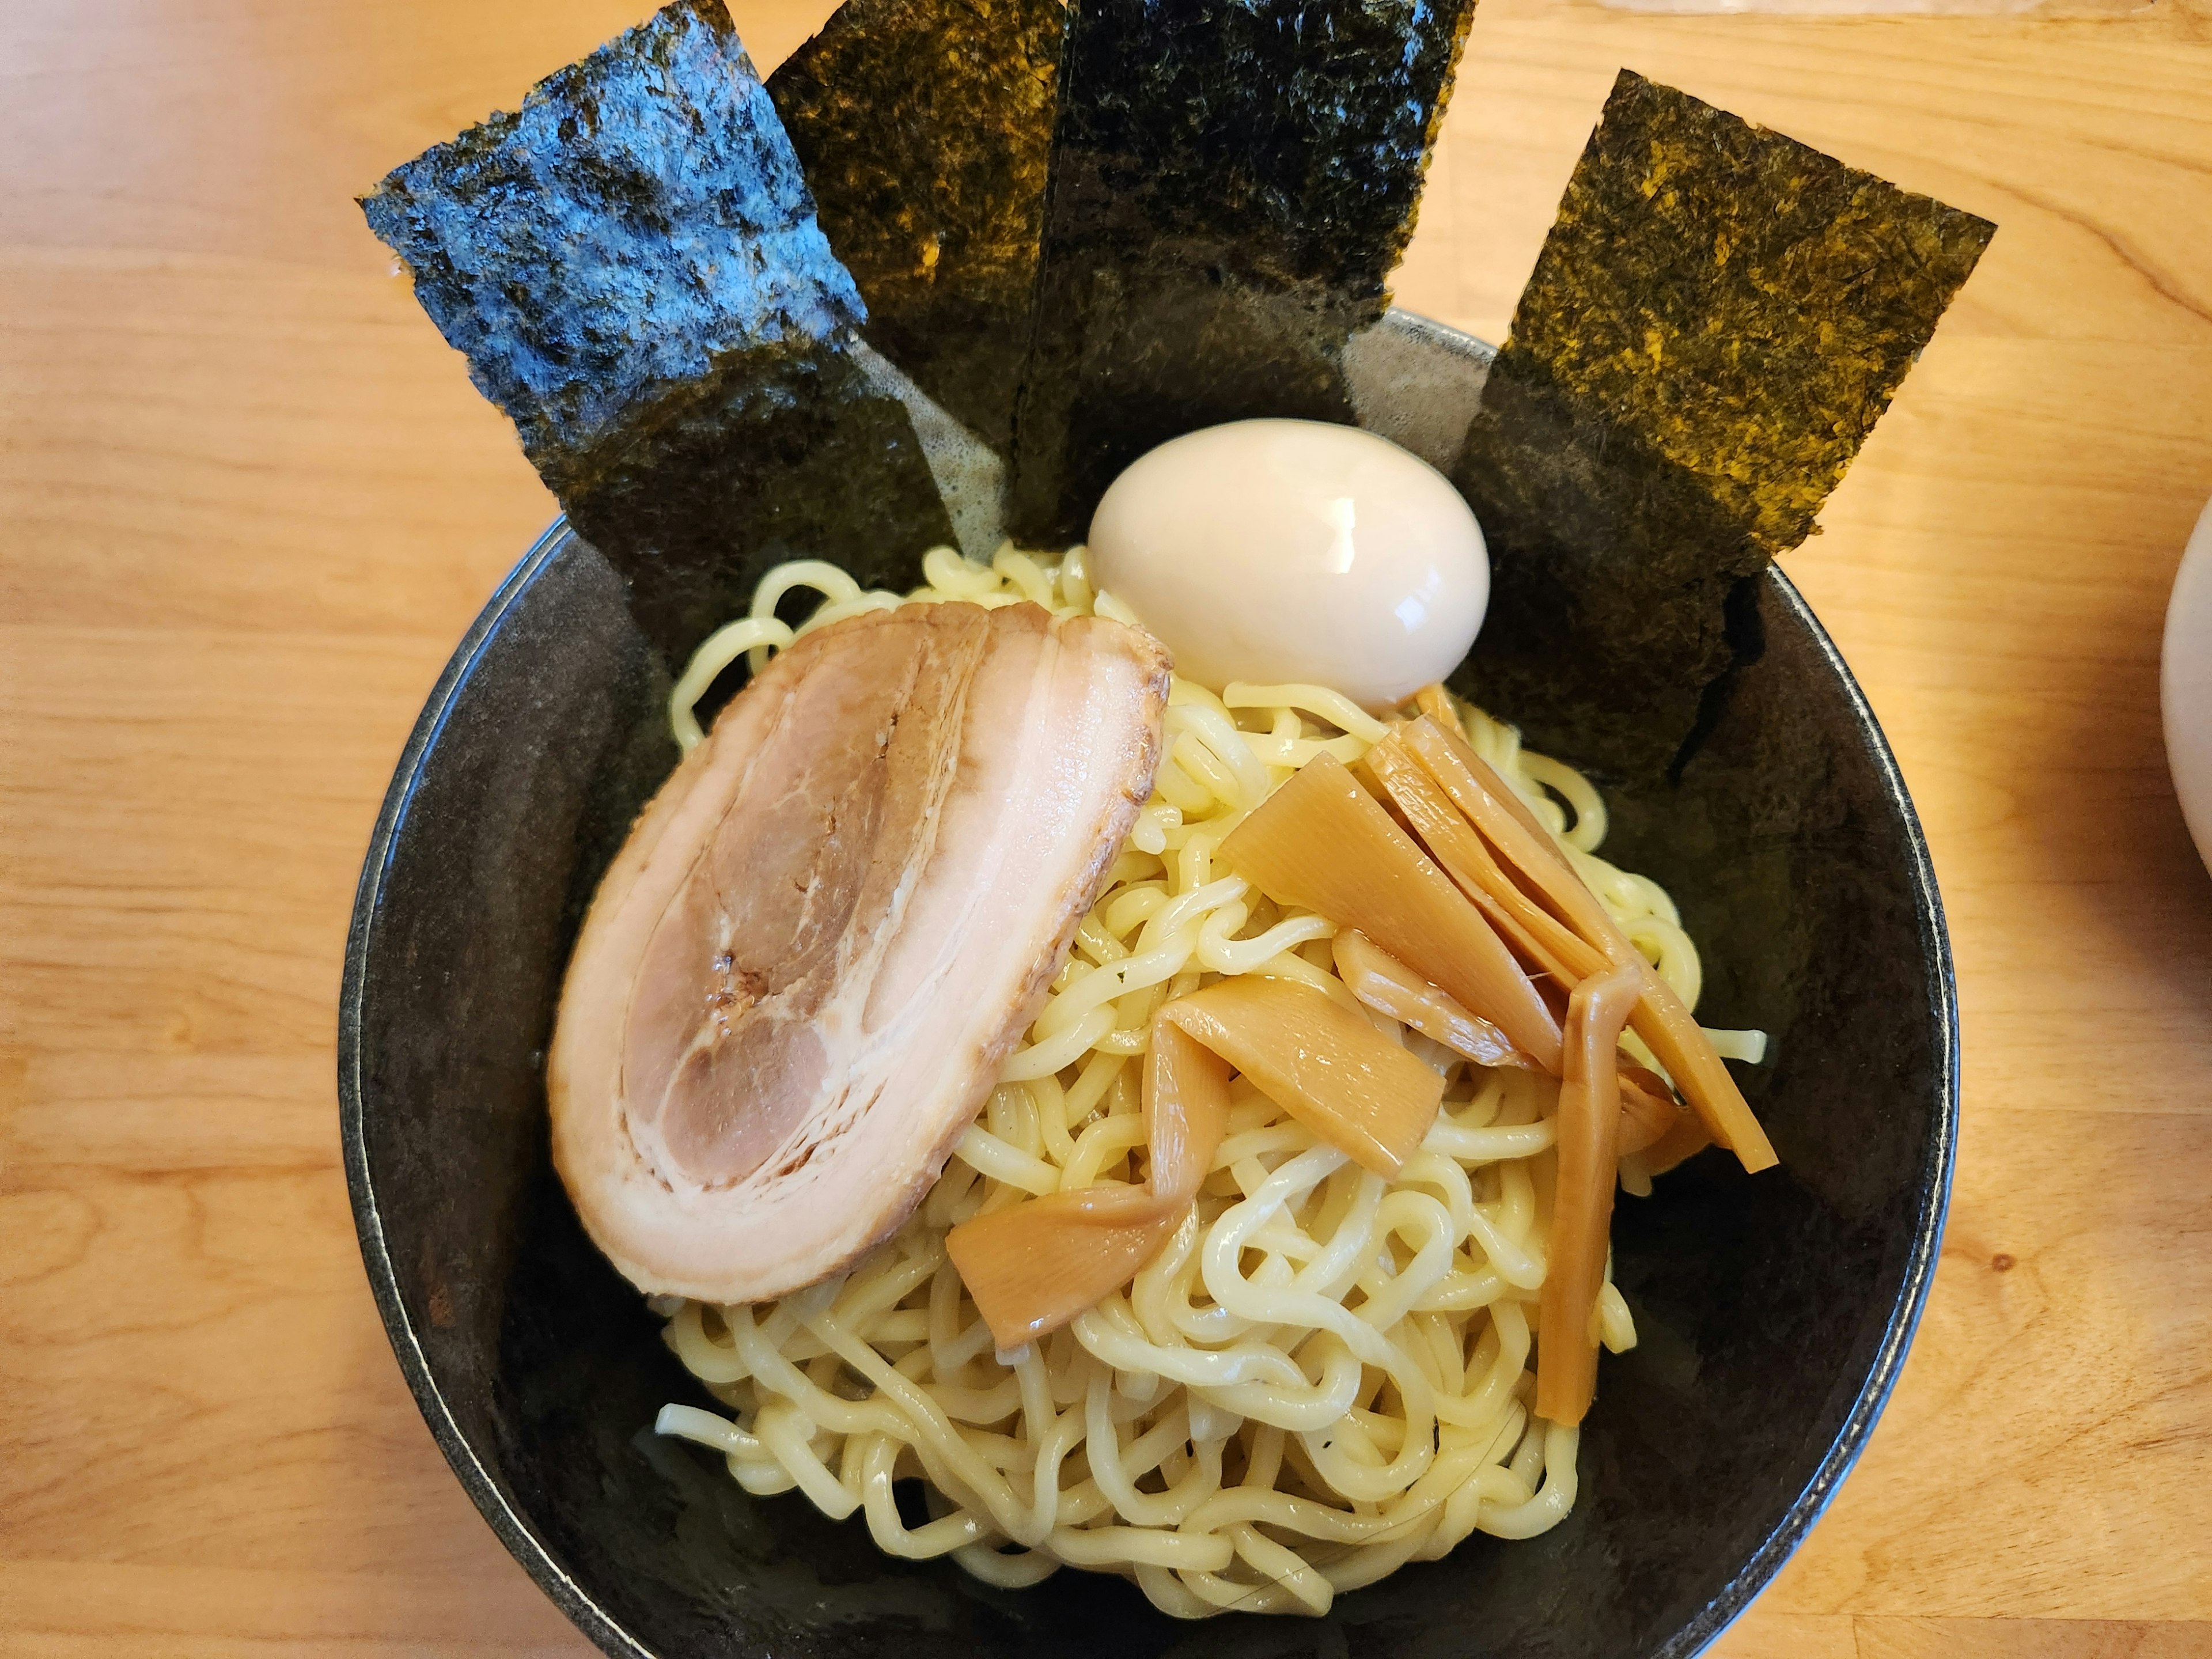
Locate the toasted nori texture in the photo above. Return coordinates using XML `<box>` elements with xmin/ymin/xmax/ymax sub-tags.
<box><xmin>768</xmin><ymin>0</ymin><xmax>1062</xmax><ymax>451</ymax></box>
<box><xmin>1008</xmin><ymin>0</ymin><xmax>1478</xmax><ymax>544</ymax></box>
<box><xmin>359</xmin><ymin>0</ymin><xmax>954</xmax><ymax>661</ymax></box>
<box><xmin>1452</xmin><ymin>70</ymin><xmax>1994</xmax><ymax>779</ymax></box>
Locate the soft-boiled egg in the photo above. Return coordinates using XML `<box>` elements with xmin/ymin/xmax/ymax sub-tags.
<box><xmin>1086</xmin><ymin>419</ymin><xmax>1488</xmax><ymax>709</ymax></box>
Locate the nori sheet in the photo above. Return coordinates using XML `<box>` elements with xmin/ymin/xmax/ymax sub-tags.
<box><xmin>1452</xmin><ymin>70</ymin><xmax>1994</xmax><ymax>779</ymax></box>
<box><xmin>359</xmin><ymin>0</ymin><xmax>954</xmax><ymax>662</ymax></box>
<box><xmin>1008</xmin><ymin>0</ymin><xmax>1478</xmax><ymax>544</ymax></box>
<box><xmin>767</xmin><ymin>0</ymin><xmax>1062</xmax><ymax>450</ymax></box>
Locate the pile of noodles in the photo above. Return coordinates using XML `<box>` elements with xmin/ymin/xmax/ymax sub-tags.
<box><xmin>651</xmin><ymin>545</ymin><xmax>1763</xmax><ymax>1618</ymax></box>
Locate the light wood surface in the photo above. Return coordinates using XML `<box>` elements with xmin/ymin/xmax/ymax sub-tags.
<box><xmin>3</xmin><ymin>0</ymin><xmax>2210</xmax><ymax>1653</ymax></box>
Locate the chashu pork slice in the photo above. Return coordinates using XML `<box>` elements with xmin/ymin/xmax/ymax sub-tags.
<box><xmin>549</xmin><ymin>600</ymin><xmax>1170</xmax><ymax>1305</ymax></box>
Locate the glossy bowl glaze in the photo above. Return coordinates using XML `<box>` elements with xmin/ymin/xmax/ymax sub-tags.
<box><xmin>339</xmin><ymin>312</ymin><xmax>1957</xmax><ymax>1659</ymax></box>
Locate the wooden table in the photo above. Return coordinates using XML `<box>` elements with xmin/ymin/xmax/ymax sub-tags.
<box><xmin>4</xmin><ymin>1</ymin><xmax>2209</xmax><ymax>1653</ymax></box>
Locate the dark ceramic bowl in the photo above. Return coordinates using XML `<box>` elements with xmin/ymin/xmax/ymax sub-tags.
<box><xmin>339</xmin><ymin>313</ymin><xmax>1957</xmax><ymax>1659</ymax></box>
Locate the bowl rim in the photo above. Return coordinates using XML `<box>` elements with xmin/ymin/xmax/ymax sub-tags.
<box><xmin>337</xmin><ymin>315</ymin><xmax>1961</xmax><ymax>1659</ymax></box>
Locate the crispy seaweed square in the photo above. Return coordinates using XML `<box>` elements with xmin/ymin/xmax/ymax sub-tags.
<box><xmin>360</xmin><ymin>0</ymin><xmax>856</xmax><ymax>489</ymax></box>
<box><xmin>1453</xmin><ymin>70</ymin><xmax>1994</xmax><ymax>777</ymax></box>
<box><xmin>360</xmin><ymin>0</ymin><xmax>953</xmax><ymax>660</ymax></box>
<box><xmin>1009</xmin><ymin>0</ymin><xmax>1477</xmax><ymax>544</ymax></box>
<box><xmin>768</xmin><ymin>0</ymin><xmax>1063</xmax><ymax>450</ymax></box>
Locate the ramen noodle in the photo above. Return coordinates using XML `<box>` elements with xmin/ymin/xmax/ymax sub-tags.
<box><xmin>650</xmin><ymin>544</ymin><xmax>1763</xmax><ymax>1618</ymax></box>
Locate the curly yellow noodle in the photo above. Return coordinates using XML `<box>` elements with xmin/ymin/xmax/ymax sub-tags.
<box><xmin>652</xmin><ymin>544</ymin><xmax>1755</xmax><ymax>1618</ymax></box>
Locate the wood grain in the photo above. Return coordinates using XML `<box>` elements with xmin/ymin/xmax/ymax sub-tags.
<box><xmin>3</xmin><ymin>0</ymin><xmax>2210</xmax><ymax>1654</ymax></box>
